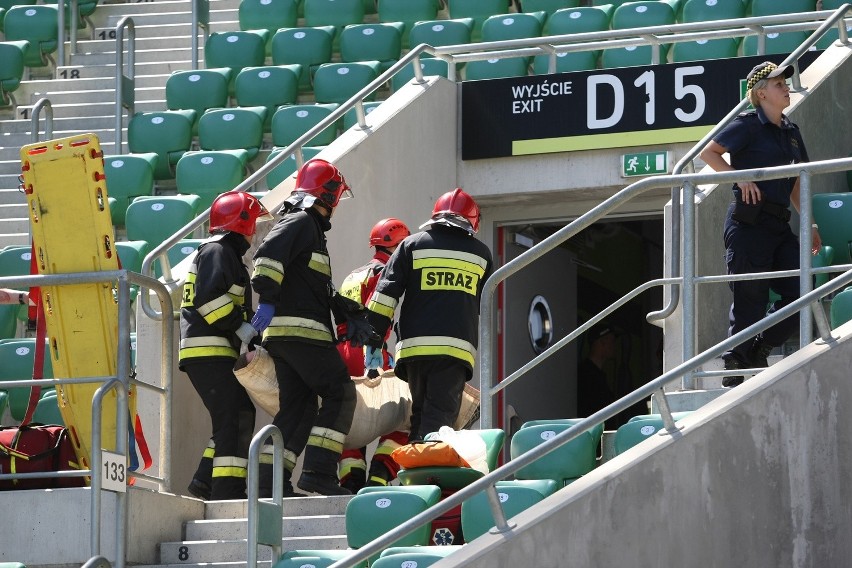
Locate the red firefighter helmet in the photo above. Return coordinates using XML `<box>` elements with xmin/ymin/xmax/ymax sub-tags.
<box><xmin>430</xmin><ymin>188</ymin><xmax>480</xmax><ymax>233</ymax></box>
<box><xmin>369</xmin><ymin>217</ymin><xmax>410</xmax><ymax>248</ymax></box>
<box><xmin>209</xmin><ymin>191</ymin><xmax>272</xmax><ymax>236</ymax></box>
<box><xmin>293</xmin><ymin>159</ymin><xmax>352</xmax><ymax>209</ymax></box>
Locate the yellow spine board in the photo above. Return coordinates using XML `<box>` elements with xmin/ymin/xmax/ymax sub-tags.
<box><xmin>19</xmin><ymin>133</ymin><xmax>137</xmax><ymax>475</ymax></box>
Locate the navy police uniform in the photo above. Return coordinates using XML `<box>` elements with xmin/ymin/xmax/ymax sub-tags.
<box><xmin>715</xmin><ymin>106</ymin><xmax>809</xmax><ymax>364</ymax></box>
<box><xmin>251</xmin><ymin>206</ymin><xmax>356</xmax><ymax>491</ymax></box>
<box><xmin>179</xmin><ymin>231</ymin><xmax>257</xmax><ymax>500</ymax></box>
<box><xmin>367</xmin><ymin>223</ymin><xmax>493</xmax><ymax>441</ymax></box>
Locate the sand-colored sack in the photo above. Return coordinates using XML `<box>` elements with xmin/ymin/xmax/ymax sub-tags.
<box><xmin>234</xmin><ymin>346</ymin><xmax>480</xmax><ymax>449</ymax></box>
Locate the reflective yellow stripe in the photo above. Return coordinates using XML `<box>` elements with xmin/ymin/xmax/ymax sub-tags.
<box><xmin>212</xmin><ymin>467</ymin><xmax>248</xmax><ymax>479</ymax></box>
<box><xmin>396</xmin><ymin>336</ymin><xmax>476</xmax><ymax>367</ymax></box>
<box><xmin>198</xmin><ymin>293</ymin><xmax>235</xmax><ymax>324</ymax></box>
<box><xmin>253</xmin><ymin>256</ymin><xmax>285</xmax><ymax>284</ymax></box>
<box><xmin>367</xmin><ymin>291</ymin><xmax>397</xmax><ymax>319</ymax></box>
<box><xmin>368</xmin><ymin>475</ymin><xmax>389</xmax><ymax>486</ymax></box>
<box><xmin>373</xmin><ymin>438</ymin><xmax>403</xmax><ymax>457</ymax></box>
<box><xmin>338</xmin><ymin>456</ymin><xmax>366</xmax><ymax>479</ymax></box>
<box><xmin>412</xmin><ymin>249</ymin><xmax>489</xmax><ymax>276</ymax></box>
<box><xmin>259</xmin><ymin>446</ymin><xmax>297</xmax><ymax>470</ymax></box>
<box><xmin>181</xmin><ymin>269</ymin><xmax>197</xmax><ymax>308</ymax></box>
<box><xmin>307</xmin><ymin>426</ymin><xmax>346</xmax><ymax>454</ymax></box>
<box><xmin>263</xmin><ymin>316</ymin><xmax>334</xmax><ymax>342</ymax></box>
<box><xmin>308</xmin><ymin>252</ymin><xmax>331</xmax><ymax>276</ymax></box>
<box><xmin>179</xmin><ymin>336</ymin><xmax>237</xmax><ymax>360</ymax></box>
<box><xmin>227</xmin><ymin>283</ymin><xmax>245</xmax><ymax>296</ymax></box>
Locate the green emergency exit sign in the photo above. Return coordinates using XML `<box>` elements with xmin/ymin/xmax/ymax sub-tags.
<box><xmin>621</xmin><ymin>151</ymin><xmax>669</xmax><ymax>178</ymax></box>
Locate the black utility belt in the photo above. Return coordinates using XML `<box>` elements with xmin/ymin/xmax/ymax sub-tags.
<box><xmin>731</xmin><ymin>199</ymin><xmax>790</xmax><ymax>225</ymax></box>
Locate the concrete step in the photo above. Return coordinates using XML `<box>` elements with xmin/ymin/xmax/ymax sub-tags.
<box><xmin>136</xmin><ymin>562</ymin><xmax>270</xmax><ymax>568</ymax></box>
<box><xmin>0</xmin><ymin>203</ymin><xmax>27</xmax><ymax>220</ymax></box>
<box><xmin>0</xmin><ymin>115</ymin><xmax>119</xmax><ymax>134</ymax></box>
<box><xmin>103</xmin><ymin>8</ymin><xmax>239</xmax><ymax>28</ymax></box>
<box><xmin>185</xmin><ymin>514</ymin><xmax>346</xmax><ymax>540</ymax></box>
<box><xmin>70</xmin><ymin>46</ymin><xmax>203</xmax><ymax>66</ymax></box>
<box><xmin>93</xmin><ymin>0</ymin><xmax>241</xmax><ymax>20</ymax></box>
<box><xmin>17</xmin><ymin>99</ymin><xmax>164</xmax><ymax>120</ymax></box>
<box><xmin>0</xmin><ymin>188</ymin><xmax>25</xmax><ymax>206</ymax></box>
<box><xmin>696</xmin><ymin>354</ymin><xmax>784</xmax><ymax>390</ymax></box>
<box><xmin>71</xmin><ymin>33</ymin><xmax>201</xmax><ymax>54</ymax></box>
<box><xmin>0</xmin><ymin>132</ymin><xmax>119</xmax><ymax>162</ymax></box>
<box><xmin>0</xmin><ymin>233</ymin><xmax>30</xmax><ymax>249</ymax></box>
<box><xmin>203</xmin><ymin>495</ymin><xmax>351</xmax><ymax>519</ymax></box>
<box><xmin>158</xmin><ymin>535</ymin><xmax>348</xmax><ymax>563</ymax></box>
<box><xmin>55</xmin><ymin>59</ymin><xmax>217</xmax><ymax>79</ymax></box>
<box><xmin>16</xmin><ymin>75</ymin><xmax>175</xmax><ymax>101</ymax></box>
<box><xmin>22</xmin><ymin>87</ymin><xmax>165</xmax><ymax>106</ymax></box>
<box><xmin>0</xmin><ymin>218</ymin><xmax>30</xmax><ymax>235</ymax></box>
<box><xmin>92</xmin><ymin>19</ymin><xmax>241</xmax><ymax>40</ymax></box>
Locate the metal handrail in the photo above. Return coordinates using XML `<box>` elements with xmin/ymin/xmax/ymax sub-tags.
<box><xmin>649</xmin><ymin>3</ymin><xmax>851</xmax><ymax>330</ymax></box>
<box><xmin>246</xmin><ymin>425</ymin><xmax>285</xmax><ymax>568</ymax></box>
<box><xmin>328</xmin><ymin>269</ymin><xmax>852</xmax><ymax>568</ymax></box>
<box><xmin>478</xmin><ymin>156</ymin><xmax>852</xmax><ymax>429</ymax></box>
<box><xmin>30</xmin><ymin>98</ymin><xmax>54</xmax><ymax>143</ymax></box>
<box><xmin>191</xmin><ymin>0</ymin><xmax>209</xmax><ymax>71</ymax></box>
<box><xmin>114</xmin><ymin>17</ymin><xmax>135</xmax><ymax>155</ymax></box>
<box><xmin>56</xmin><ymin>0</ymin><xmax>80</xmax><ymax>69</ymax></box>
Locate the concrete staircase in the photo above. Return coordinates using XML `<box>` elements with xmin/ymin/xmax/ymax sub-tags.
<box><xmin>145</xmin><ymin>495</ymin><xmax>352</xmax><ymax>568</ymax></box>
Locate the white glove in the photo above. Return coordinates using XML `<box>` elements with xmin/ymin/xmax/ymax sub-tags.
<box><xmin>236</xmin><ymin>321</ymin><xmax>258</xmax><ymax>344</ymax></box>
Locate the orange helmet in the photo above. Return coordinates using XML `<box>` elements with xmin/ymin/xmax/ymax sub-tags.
<box><xmin>293</xmin><ymin>159</ymin><xmax>352</xmax><ymax>209</ymax></box>
<box><xmin>369</xmin><ymin>218</ymin><xmax>410</xmax><ymax>248</ymax></box>
<box><xmin>209</xmin><ymin>191</ymin><xmax>272</xmax><ymax>236</ymax></box>
<box><xmin>429</xmin><ymin>188</ymin><xmax>480</xmax><ymax>233</ymax></box>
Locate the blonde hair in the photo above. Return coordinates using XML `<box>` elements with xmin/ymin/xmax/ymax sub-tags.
<box><xmin>746</xmin><ymin>78</ymin><xmax>768</xmax><ymax>108</ymax></box>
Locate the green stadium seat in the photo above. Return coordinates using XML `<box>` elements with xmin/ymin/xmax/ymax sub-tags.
<box><xmin>3</xmin><ymin>5</ymin><xmax>59</xmax><ymax>68</ymax></box>
<box><xmin>204</xmin><ymin>30</ymin><xmax>270</xmax><ymax>93</ymax></box>
<box><xmin>519</xmin><ymin>417</ymin><xmax>605</xmax><ymax>443</ymax></box>
<box><xmin>165</xmin><ymin>68</ymin><xmax>231</xmax><ymax>129</ymax></box>
<box><xmin>510</xmin><ymin>423</ymin><xmax>600</xmax><ymax>485</ymax></box>
<box><xmin>125</xmin><ymin>195</ymin><xmax>202</xmax><ymax>251</ymax></box>
<box><xmin>0</xmin><ymin>306</ymin><xmax>18</xmax><ymax>340</ymax></box>
<box><xmin>175</xmin><ymin>150</ymin><xmax>249</xmax><ymax>211</ymax></box>
<box><xmin>41</xmin><ymin>0</ymin><xmax>97</xmax><ymax>33</ymax></box>
<box><xmin>830</xmin><ymin>286</ymin><xmax>852</xmax><ymax>329</ymax></box>
<box><xmin>390</xmin><ymin>58</ymin><xmax>449</xmax><ymax>92</ymax></box>
<box><xmin>103</xmin><ymin>153</ymin><xmax>158</xmax><ymax>227</ymax></box>
<box><xmin>602</xmin><ymin>1</ymin><xmax>676</xmax><ymax>70</ymax></box>
<box><xmin>271</xmin><ymin>26</ymin><xmax>336</xmax><ymax>90</ymax></box>
<box><xmin>370</xmin><ymin>552</ymin><xmax>449</xmax><ymax>568</ymax></box>
<box><xmin>313</xmin><ymin>61</ymin><xmax>381</xmax><ymax>104</ymax></box>
<box><xmin>748</xmin><ymin>0</ymin><xmax>816</xmax><ymax>16</ymax></box>
<box><xmin>0</xmin><ymin>246</ymin><xmax>33</xmax><ymax>329</ymax></box>
<box><xmin>627</xmin><ymin>411</ymin><xmax>693</xmax><ymax>423</ymax></box>
<box><xmin>238</xmin><ymin>0</ymin><xmax>298</xmax><ymax>44</ymax></box>
<box><xmin>127</xmin><ymin>109</ymin><xmax>196</xmax><ymax>180</ymax></box>
<box><xmin>742</xmin><ymin>31</ymin><xmax>811</xmax><ymax>56</ymax></box>
<box><xmin>671</xmin><ymin>38</ymin><xmax>740</xmax><ymax>62</ymax></box>
<box><xmin>340</xmin><ymin>22</ymin><xmax>404</xmax><ymax>72</ymax></box>
<box><xmin>378</xmin><ymin>546</ymin><xmax>464</xmax><ymax>561</ymax></box>
<box><xmin>377</xmin><ymin>0</ymin><xmax>440</xmax><ymax>46</ymax></box>
<box><xmin>348</xmin><ymin>485</ymin><xmax>442</xmax><ymax>560</ymax></box>
<box><xmin>812</xmin><ymin>193</ymin><xmax>852</xmax><ymax>265</ymax></box>
<box><xmin>155</xmin><ymin>238</ymin><xmax>206</xmax><ymax>277</ymax></box>
<box><xmin>264</xmin><ymin>147</ymin><xmax>323</xmax><ymax>190</ymax></box>
<box><xmin>234</xmin><ymin>65</ymin><xmax>301</xmax><ymax>131</ymax></box>
<box><xmin>447</xmin><ymin>0</ymin><xmax>510</xmax><ymax>40</ymax></box>
<box><xmin>460</xmin><ymin>479</ymin><xmax>558</xmax><ymax>542</ymax></box>
<box><xmin>591</xmin><ymin>0</ymin><xmax>633</xmax><ymax>6</ymax></box>
<box><xmin>198</xmin><ymin>106</ymin><xmax>267</xmax><ymax>162</ymax></box>
<box><xmin>274</xmin><ymin>551</ymin><xmax>365</xmax><ymax>568</ymax></box>
<box><xmin>304</xmin><ymin>0</ymin><xmax>365</xmax><ymax>31</ymax></box>
<box><xmin>397</xmin><ymin>429</ymin><xmax>505</xmax><ymax>490</ymax></box>
<box><xmin>481</xmin><ymin>11</ymin><xmax>546</xmax><ymax>42</ymax></box>
<box><xmin>533</xmin><ymin>6</ymin><xmax>613</xmax><ymax>73</ymax></box>
<box><xmin>681</xmin><ymin>0</ymin><xmax>745</xmax><ymax>22</ymax></box>
<box><xmin>0</xmin><ymin>40</ymin><xmax>29</xmax><ymax>110</ymax></box>
<box><xmin>613</xmin><ymin>416</ymin><xmax>666</xmax><ymax>455</ymax></box>
<box><xmin>464</xmin><ymin>57</ymin><xmax>530</xmax><ymax>81</ymax></box>
<box><xmin>0</xmin><ymin>339</ymin><xmax>54</xmax><ymax>422</ymax></box>
<box><xmin>343</xmin><ymin>101</ymin><xmax>382</xmax><ymax>130</ymax></box>
<box><xmin>811</xmin><ymin>245</ymin><xmax>834</xmax><ymax>289</ymax></box>
<box><xmin>519</xmin><ymin>0</ymin><xmax>581</xmax><ymax>16</ymax></box>
<box><xmin>408</xmin><ymin>18</ymin><xmax>474</xmax><ymax>56</ymax></box>
<box><xmin>32</xmin><ymin>390</ymin><xmax>63</xmax><ymax>425</ymax></box>
<box><xmin>115</xmin><ymin>240</ymin><xmax>150</xmax><ymax>302</ymax></box>
<box><xmin>271</xmin><ymin>103</ymin><xmax>340</xmax><ymax>147</ymax></box>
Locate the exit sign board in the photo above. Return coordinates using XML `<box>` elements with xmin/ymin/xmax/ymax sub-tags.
<box><xmin>622</xmin><ymin>151</ymin><xmax>669</xmax><ymax>177</ymax></box>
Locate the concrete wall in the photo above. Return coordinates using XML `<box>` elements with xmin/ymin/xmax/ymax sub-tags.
<box><xmin>437</xmin><ymin>321</ymin><xmax>852</xmax><ymax>568</ymax></box>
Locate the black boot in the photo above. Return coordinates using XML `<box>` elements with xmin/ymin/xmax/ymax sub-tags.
<box><xmin>366</xmin><ymin>462</ymin><xmax>392</xmax><ymax>487</ymax></box>
<box><xmin>298</xmin><ymin>471</ymin><xmax>353</xmax><ymax>496</ymax></box>
<box><xmin>748</xmin><ymin>337</ymin><xmax>774</xmax><ymax>369</ymax></box>
<box><xmin>340</xmin><ymin>467</ymin><xmax>366</xmax><ymax>493</ymax></box>
<box><xmin>721</xmin><ymin>352</ymin><xmax>746</xmax><ymax>388</ymax></box>
<box><xmin>187</xmin><ymin>477</ymin><xmax>211</xmax><ymax>500</ymax></box>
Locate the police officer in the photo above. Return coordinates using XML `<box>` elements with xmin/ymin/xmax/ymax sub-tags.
<box><xmin>336</xmin><ymin>218</ymin><xmax>411</xmax><ymax>492</ymax></box>
<box><xmin>251</xmin><ymin>159</ymin><xmax>370</xmax><ymax>496</ymax></box>
<box><xmin>365</xmin><ymin>189</ymin><xmax>493</xmax><ymax>442</ymax></box>
<box><xmin>700</xmin><ymin>61</ymin><xmax>821</xmax><ymax>387</ymax></box>
<box><xmin>180</xmin><ymin>190</ymin><xmax>272</xmax><ymax>500</ymax></box>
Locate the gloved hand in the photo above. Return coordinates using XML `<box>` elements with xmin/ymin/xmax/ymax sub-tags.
<box><xmin>386</xmin><ymin>353</ymin><xmax>395</xmax><ymax>369</ymax></box>
<box><xmin>345</xmin><ymin>312</ymin><xmax>373</xmax><ymax>348</ymax></box>
<box><xmin>364</xmin><ymin>346</ymin><xmax>382</xmax><ymax>371</ymax></box>
<box><xmin>251</xmin><ymin>302</ymin><xmax>275</xmax><ymax>333</ymax></box>
<box><xmin>236</xmin><ymin>321</ymin><xmax>257</xmax><ymax>344</ymax></box>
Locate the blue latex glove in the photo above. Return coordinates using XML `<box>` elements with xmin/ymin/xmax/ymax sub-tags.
<box><xmin>364</xmin><ymin>346</ymin><xmax>382</xmax><ymax>371</ymax></box>
<box><xmin>251</xmin><ymin>302</ymin><xmax>275</xmax><ymax>333</ymax></box>
<box><xmin>386</xmin><ymin>353</ymin><xmax>395</xmax><ymax>369</ymax></box>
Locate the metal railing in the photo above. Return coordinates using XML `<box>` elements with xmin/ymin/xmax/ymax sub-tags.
<box><xmin>114</xmin><ymin>17</ymin><xmax>135</xmax><ymax>155</ymax></box>
<box><xmin>56</xmin><ymin>0</ymin><xmax>80</xmax><ymax>70</ymax></box>
<box><xmin>30</xmin><ymin>98</ymin><xmax>54</xmax><ymax>143</ymax></box>
<box><xmin>137</xmin><ymin>5</ymin><xmax>852</xmax><ymax>310</ymax></box>
<box><xmin>0</xmin><ymin>269</ymin><xmax>175</xmax><ymax>567</ymax></box>
<box><xmin>319</xmin><ymin>267</ymin><xmax>852</xmax><ymax>568</ymax></box>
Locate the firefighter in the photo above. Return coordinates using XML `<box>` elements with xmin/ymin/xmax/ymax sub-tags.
<box><xmin>251</xmin><ymin>159</ymin><xmax>372</xmax><ymax>497</ymax></box>
<box><xmin>365</xmin><ymin>189</ymin><xmax>493</xmax><ymax>442</ymax></box>
<box><xmin>336</xmin><ymin>218</ymin><xmax>411</xmax><ymax>492</ymax></box>
<box><xmin>180</xmin><ymin>190</ymin><xmax>272</xmax><ymax>501</ymax></box>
